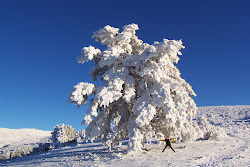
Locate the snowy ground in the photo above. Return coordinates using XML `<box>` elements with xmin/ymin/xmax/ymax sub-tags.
<box><xmin>0</xmin><ymin>128</ymin><xmax>51</xmax><ymax>151</ymax></box>
<box><xmin>0</xmin><ymin>105</ymin><xmax>249</xmax><ymax>166</ymax></box>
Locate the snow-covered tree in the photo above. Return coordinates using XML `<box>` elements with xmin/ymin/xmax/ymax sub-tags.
<box><xmin>69</xmin><ymin>23</ymin><xmax>199</xmax><ymax>151</ymax></box>
<box><xmin>52</xmin><ymin>124</ymin><xmax>75</xmax><ymax>146</ymax></box>
<box><xmin>21</xmin><ymin>145</ymin><xmax>33</xmax><ymax>156</ymax></box>
<box><xmin>75</xmin><ymin>130</ymin><xmax>86</xmax><ymax>143</ymax></box>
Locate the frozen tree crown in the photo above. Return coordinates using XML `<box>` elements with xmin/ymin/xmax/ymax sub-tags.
<box><xmin>69</xmin><ymin>23</ymin><xmax>198</xmax><ymax>151</ymax></box>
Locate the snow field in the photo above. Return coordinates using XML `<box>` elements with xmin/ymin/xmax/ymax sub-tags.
<box><xmin>0</xmin><ymin>128</ymin><xmax>51</xmax><ymax>148</ymax></box>
<box><xmin>0</xmin><ymin>128</ymin><xmax>51</xmax><ymax>161</ymax></box>
<box><xmin>0</xmin><ymin>105</ymin><xmax>249</xmax><ymax>166</ymax></box>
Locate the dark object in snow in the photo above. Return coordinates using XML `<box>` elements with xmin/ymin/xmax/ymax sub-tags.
<box><xmin>160</xmin><ymin>136</ymin><xmax>176</xmax><ymax>152</ymax></box>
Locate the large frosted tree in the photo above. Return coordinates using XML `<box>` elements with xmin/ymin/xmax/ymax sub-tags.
<box><xmin>69</xmin><ymin>23</ymin><xmax>202</xmax><ymax>151</ymax></box>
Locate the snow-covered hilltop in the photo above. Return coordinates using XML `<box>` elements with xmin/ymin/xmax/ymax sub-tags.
<box><xmin>0</xmin><ymin>128</ymin><xmax>51</xmax><ymax>160</ymax></box>
<box><xmin>0</xmin><ymin>128</ymin><xmax>51</xmax><ymax>148</ymax></box>
<box><xmin>197</xmin><ymin>105</ymin><xmax>249</xmax><ymax>142</ymax></box>
<box><xmin>198</xmin><ymin>105</ymin><xmax>250</xmax><ymax>124</ymax></box>
<box><xmin>0</xmin><ymin>105</ymin><xmax>249</xmax><ymax>166</ymax></box>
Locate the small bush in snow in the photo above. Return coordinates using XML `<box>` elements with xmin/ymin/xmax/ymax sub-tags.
<box><xmin>196</xmin><ymin>116</ymin><xmax>227</xmax><ymax>140</ymax></box>
<box><xmin>10</xmin><ymin>150</ymin><xmax>22</xmax><ymax>159</ymax></box>
<box><xmin>52</xmin><ymin>124</ymin><xmax>76</xmax><ymax>146</ymax></box>
<box><xmin>33</xmin><ymin>143</ymin><xmax>53</xmax><ymax>153</ymax></box>
<box><xmin>0</xmin><ymin>150</ymin><xmax>11</xmax><ymax>161</ymax></box>
<box><xmin>0</xmin><ymin>143</ymin><xmax>53</xmax><ymax>162</ymax></box>
<box><xmin>75</xmin><ymin>130</ymin><xmax>86</xmax><ymax>142</ymax></box>
<box><xmin>21</xmin><ymin>145</ymin><xmax>33</xmax><ymax>156</ymax></box>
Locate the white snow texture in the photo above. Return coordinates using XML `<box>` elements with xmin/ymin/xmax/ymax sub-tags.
<box><xmin>51</xmin><ymin>124</ymin><xmax>76</xmax><ymax>145</ymax></box>
<box><xmin>1</xmin><ymin>106</ymin><xmax>249</xmax><ymax>166</ymax></box>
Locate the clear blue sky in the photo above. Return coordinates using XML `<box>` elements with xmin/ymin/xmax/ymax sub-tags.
<box><xmin>1</xmin><ymin>0</ymin><xmax>249</xmax><ymax>131</ymax></box>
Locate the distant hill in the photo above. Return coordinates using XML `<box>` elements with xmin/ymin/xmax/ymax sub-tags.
<box><xmin>0</xmin><ymin>128</ymin><xmax>51</xmax><ymax>149</ymax></box>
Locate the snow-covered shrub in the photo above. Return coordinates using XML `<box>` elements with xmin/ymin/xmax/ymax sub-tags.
<box><xmin>75</xmin><ymin>130</ymin><xmax>86</xmax><ymax>142</ymax></box>
<box><xmin>196</xmin><ymin>116</ymin><xmax>227</xmax><ymax>140</ymax></box>
<box><xmin>0</xmin><ymin>150</ymin><xmax>11</xmax><ymax>161</ymax></box>
<box><xmin>21</xmin><ymin>145</ymin><xmax>33</xmax><ymax>156</ymax></box>
<box><xmin>52</xmin><ymin>124</ymin><xmax>76</xmax><ymax>146</ymax></box>
<box><xmin>34</xmin><ymin>143</ymin><xmax>53</xmax><ymax>152</ymax></box>
<box><xmin>10</xmin><ymin>149</ymin><xmax>22</xmax><ymax>159</ymax></box>
<box><xmin>0</xmin><ymin>143</ymin><xmax>53</xmax><ymax>162</ymax></box>
<box><xmin>69</xmin><ymin>23</ymin><xmax>218</xmax><ymax>151</ymax></box>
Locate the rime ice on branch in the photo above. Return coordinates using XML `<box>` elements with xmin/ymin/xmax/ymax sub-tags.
<box><xmin>69</xmin><ymin>23</ymin><xmax>199</xmax><ymax>151</ymax></box>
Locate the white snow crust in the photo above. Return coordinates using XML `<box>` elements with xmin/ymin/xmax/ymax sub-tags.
<box><xmin>1</xmin><ymin>105</ymin><xmax>249</xmax><ymax>167</ymax></box>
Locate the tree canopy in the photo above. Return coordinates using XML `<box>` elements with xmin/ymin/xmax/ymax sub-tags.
<box><xmin>69</xmin><ymin>24</ymin><xmax>202</xmax><ymax>151</ymax></box>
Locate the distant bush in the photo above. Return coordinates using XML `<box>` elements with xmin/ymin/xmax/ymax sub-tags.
<box><xmin>21</xmin><ymin>145</ymin><xmax>33</xmax><ymax>156</ymax></box>
<box><xmin>0</xmin><ymin>150</ymin><xmax>11</xmax><ymax>161</ymax></box>
<box><xmin>0</xmin><ymin>124</ymin><xmax>77</xmax><ymax>162</ymax></box>
<box><xmin>194</xmin><ymin>116</ymin><xmax>227</xmax><ymax>140</ymax></box>
<box><xmin>51</xmin><ymin>124</ymin><xmax>76</xmax><ymax>147</ymax></box>
<box><xmin>75</xmin><ymin>130</ymin><xmax>86</xmax><ymax>142</ymax></box>
<box><xmin>0</xmin><ymin>143</ymin><xmax>53</xmax><ymax>162</ymax></box>
<box><xmin>10</xmin><ymin>149</ymin><xmax>22</xmax><ymax>159</ymax></box>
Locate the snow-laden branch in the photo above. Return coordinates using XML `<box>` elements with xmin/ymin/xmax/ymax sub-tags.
<box><xmin>68</xmin><ymin>82</ymin><xmax>96</xmax><ymax>108</ymax></box>
<box><xmin>77</xmin><ymin>46</ymin><xmax>101</xmax><ymax>64</ymax></box>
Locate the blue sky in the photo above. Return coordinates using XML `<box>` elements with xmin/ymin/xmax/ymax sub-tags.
<box><xmin>1</xmin><ymin>0</ymin><xmax>249</xmax><ymax>131</ymax></box>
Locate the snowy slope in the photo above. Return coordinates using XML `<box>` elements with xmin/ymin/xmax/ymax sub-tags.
<box><xmin>0</xmin><ymin>128</ymin><xmax>51</xmax><ymax>154</ymax></box>
<box><xmin>0</xmin><ymin>105</ymin><xmax>249</xmax><ymax>167</ymax></box>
